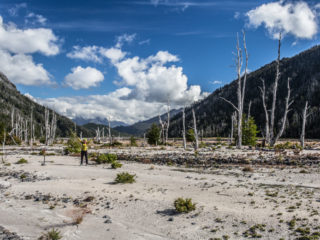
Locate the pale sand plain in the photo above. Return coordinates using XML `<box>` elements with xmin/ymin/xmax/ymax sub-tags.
<box><xmin>0</xmin><ymin>146</ymin><xmax>320</xmax><ymax>240</ymax></box>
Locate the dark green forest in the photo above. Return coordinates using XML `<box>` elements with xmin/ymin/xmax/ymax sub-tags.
<box><xmin>0</xmin><ymin>72</ymin><xmax>92</xmax><ymax>138</ymax></box>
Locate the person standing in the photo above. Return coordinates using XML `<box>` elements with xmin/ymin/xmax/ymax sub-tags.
<box><xmin>80</xmin><ymin>138</ymin><xmax>88</xmax><ymax>165</ymax></box>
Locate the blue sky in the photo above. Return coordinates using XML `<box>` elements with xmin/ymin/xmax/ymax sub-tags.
<box><xmin>0</xmin><ymin>0</ymin><xmax>319</xmax><ymax>124</ymax></box>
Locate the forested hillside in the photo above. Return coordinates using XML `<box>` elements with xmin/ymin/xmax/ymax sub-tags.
<box><xmin>169</xmin><ymin>45</ymin><xmax>320</xmax><ymax>139</ymax></box>
<box><xmin>0</xmin><ymin>72</ymin><xmax>91</xmax><ymax>138</ymax></box>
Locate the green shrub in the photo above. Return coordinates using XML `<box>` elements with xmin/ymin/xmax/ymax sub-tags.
<box><xmin>146</xmin><ymin>123</ymin><xmax>160</xmax><ymax>145</ymax></box>
<box><xmin>242</xmin><ymin>116</ymin><xmax>258</xmax><ymax>146</ymax></box>
<box><xmin>38</xmin><ymin>228</ymin><xmax>62</xmax><ymax>240</ymax></box>
<box><xmin>65</xmin><ymin>132</ymin><xmax>81</xmax><ymax>154</ymax></box>
<box><xmin>39</xmin><ymin>149</ymin><xmax>46</xmax><ymax>155</ymax></box>
<box><xmin>115</xmin><ymin>172</ymin><xmax>136</xmax><ymax>184</ymax></box>
<box><xmin>94</xmin><ymin>153</ymin><xmax>117</xmax><ymax>164</ymax></box>
<box><xmin>130</xmin><ymin>136</ymin><xmax>138</xmax><ymax>146</ymax></box>
<box><xmin>186</xmin><ymin>129</ymin><xmax>195</xmax><ymax>142</ymax></box>
<box><xmin>100</xmin><ymin>141</ymin><xmax>123</xmax><ymax>147</ymax></box>
<box><xmin>89</xmin><ymin>152</ymin><xmax>98</xmax><ymax>159</ymax></box>
<box><xmin>111</xmin><ymin>161</ymin><xmax>122</xmax><ymax>169</ymax></box>
<box><xmin>39</xmin><ymin>136</ymin><xmax>46</xmax><ymax>144</ymax></box>
<box><xmin>111</xmin><ymin>141</ymin><xmax>122</xmax><ymax>147</ymax></box>
<box><xmin>174</xmin><ymin>198</ymin><xmax>196</xmax><ymax>213</ymax></box>
<box><xmin>16</xmin><ymin>158</ymin><xmax>28</xmax><ymax>164</ymax></box>
<box><xmin>275</xmin><ymin>142</ymin><xmax>302</xmax><ymax>150</ymax></box>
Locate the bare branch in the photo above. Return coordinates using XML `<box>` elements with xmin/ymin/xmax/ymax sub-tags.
<box><xmin>219</xmin><ymin>97</ymin><xmax>239</xmax><ymax>112</ymax></box>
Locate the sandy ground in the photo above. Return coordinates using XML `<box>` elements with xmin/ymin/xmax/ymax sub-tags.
<box><xmin>1</xmin><ymin>147</ymin><xmax>320</xmax><ymax>240</ymax></box>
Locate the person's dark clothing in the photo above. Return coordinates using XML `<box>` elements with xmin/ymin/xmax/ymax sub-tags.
<box><xmin>81</xmin><ymin>150</ymin><xmax>88</xmax><ymax>165</ymax></box>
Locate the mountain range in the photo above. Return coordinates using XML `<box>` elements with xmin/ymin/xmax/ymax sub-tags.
<box><xmin>73</xmin><ymin>116</ymin><xmax>128</xmax><ymax>128</ymax></box>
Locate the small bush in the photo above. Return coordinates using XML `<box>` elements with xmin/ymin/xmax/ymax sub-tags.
<box><xmin>115</xmin><ymin>172</ymin><xmax>136</xmax><ymax>184</ymax></box>
<box><xmin>186</xmin><ymin>129</ymin><xmax>195</xmax><ymax>142</ymax></box>
<box><xmin>16</xmin><ymin>158</ymin><xmax>28</xmax><ymax>164</ymax></box>
<box><xmin>242</xmin><ymin>166</ymin><xmax>253</xmax><ymax>172</ymax></box>
<box><xmin>275</xmin><ymin>142</ymin><xmax>302</xmax><ymax>150</ymax></box>
<box><xmin>111</xmin><ymin>161</ymin><xmax>122</xmax><ymax>169</ymax></box>
<box><xmin>174</xmin><ymin>198</ymin><xmax>196</xmax><ymax>213</ymax></box>
<box><xmin>39</xmin><ymin>136</ymin><xmax>46</xmax><ymax>144</ymax></box>
<box><xmin>88</xmin><ymin>152</ymin><xmax>98</xmax><ymax>159</ymax></box>
<box><xmin>146</xmin><ymin>123</ymin><xmax>160</xmax><ymax>145</ymax></box>
<box><xmin>39</xmin><ymin>149</ymin><xmax>46</xmax><ymax>155</ymax></box>
<box><xmin>38</xmin><ymin>228</ymin><xmax>62</xmax><ymax>240</ymax></box>
<box><xmin>111</xmin><ymin>141</ymin><xmax>122</xmax><ymax>147</ymax></box>
<box><xmin>65</xmin><ymin>132</ymin><xmax>81</xmax><ymax>154</ymax></box>
<box><xmin>94</xmin><ymin>153</ymin><xmax>117</xmax><ymax>164</ymax></box>
<box><xmin>130</xmin><ymin>136</ymin><xmax>138</xmax><ymax>146</ymax></box>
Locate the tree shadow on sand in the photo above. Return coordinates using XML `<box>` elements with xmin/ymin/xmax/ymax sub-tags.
<box><xmin>156</xmin><ymin>209</ymin><xmax>179</xmax><ymax>216</ymax></box>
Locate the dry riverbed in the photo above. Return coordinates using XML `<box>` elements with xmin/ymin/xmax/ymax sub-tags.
<box><xmin>1</xmin><ymin>146</ymin><xmax>320</xmax><ymax>240</ymax></box>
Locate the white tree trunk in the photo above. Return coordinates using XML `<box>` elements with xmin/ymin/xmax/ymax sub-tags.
<box><xmin>182</xmin><ymin>107</ymin><xmax>186</xmax><ymax>150</ymax></box>
<box><xmin>236</xmin><ymin>33</ymin><xmax>243</xmax><ymax>149</ymax></box>
<box><xmin>230</xmin><ymin>111</ymin><xmax>236</xmax><ymax>145</ymax></box>
<box><xmin>159</xmin><ymin>115</ymin><xmax>165</xmax><ymax>144</ymax></box>
<box><xmin>2</xmin><ymin>130</ymin><xmax>6</xmax><ymax>163</ymax></box>
<box><xmin>270</xmin><ymin>77</ymin><xmax>293</xmax><ymax>146</ymax></box>
<box><xmin>165</xmin><ymin>100</ymin><xmax>170</xmax><ymax>145</ymax></box>
<box><xmin>259</xmin><ymin>78</ymin><xmax>270</xmax><ymax>144</ymax></box>
<box><xmin>192</xmin><ymin>108</ymin><xmax>198</xmax><ymax>151</ymax></box>
<box><xmin>300</xmin><ymin>101</ymin><xmax>310</xmax><ymax>149</ymax></box>
<box><xmin>247</xmin><ymin>100</ymin><xmax>252</xmax><ymax>121</ymax></box>
<box><xmin>107</xmin><ymin>118</ymin><xmax>112</xmax><ymax>144</ymax></box>
<box><xmin>270</xmin><ymin>33</ymin><xmax>282</xmax><ymax>142</ymax></box>
<box><xmin>30</xmin><ymin>108</ymin><xmax>33</xmax><ymax>147</ymax></box>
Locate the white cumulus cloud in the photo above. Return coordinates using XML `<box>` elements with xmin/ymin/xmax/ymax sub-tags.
<box><xmin>0</xmin><ymin>49</ymin><xmax>52</xmax><ymax>86</ymax></box>
<box><xmin>246</xmin><ymin>1</ymin><xmax>318</xmax><ymax>39</ymax></box>
<box><xmin>109</xmin><ymin>49</ymin><xmax>205</xmax><ymax>105</ymax></box>
<box><xmin>0</xmin><ymin>15</ymin><xmax>60</xmax><ymax>86</ymax></box>
<box><xmin>64</xmin><ymin>66</ymin><xmax>104</xmax><ymax>90</ymax></box>
<box><xmin>0</xmin><ymin>16</ymin><xmax>60</xmax><ymax>55</ymax></box>
<box><xmin>67</xmin><ymin>45</ymin><xmax>102</xmax><ymax>63</ymax></box>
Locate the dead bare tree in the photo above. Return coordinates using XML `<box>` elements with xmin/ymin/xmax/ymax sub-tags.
<box><xmin>95</xmin><ymin>126</ymin><xmax>100</xmax><ymax>142</ymax></box>
<box><xmin>247</xmin><ymin>100</ymin><xmax>252</xmax><ymax>121</ymax></box>
<box><xmin>159</xmin><ymin>115</ymin><xmax>165</xmax><ymax>143</ymax></box>
<box><xmin>270</xmin><ymin>78</ymin><xmax>293</xmax><ymax>146</ymax></box>
<box><xmin>220</xmin><ymin>31</ymin><xmax>248</xmax><ymax>149</ymax></box>
<box><xmin>11</xmin><ymin>108</ymin><xmax>14</xmax><ymax>130</ymax></box>
<box><xmin>165</xmin><ymin>99</ymin><xmax>170</xmax><ymax>145</ymax></box>
<box><xmin>107</xmin><ymin>117</ymin><xmax>112</xmax><ymax>144</ymax></box>
<box><xmin>30</xmin><ymin>108</ymin><xmax>33</xmax><ymax>147</ymax></box>
<box><xmin>300</xmin><ymin>101</ymin><xmax>311</xmax><ymax>149</ymax></box>
<box><xmin>258</xmin><ymin>78</ymin><xmax>270</xmax><ymax>144</ymax></box>
<box><xmin>258</xmin><ymin>34</ymin><xmax>293</xmax><ymax>146</ymax></box>
<box><xmin>44</xmin><ymin>108</ymin><xmax>57</xmax><ymax>145</ymax></box>
<box><xmin>45</xmin><ymin>107</ymin><xmax>50</xmax><ymax>145</ymax></box>
<box><xmin>230</xmin><ymin>111</ymin><xmax>237</xmax><ymax>145</ymax></box>
<box><xmin>269</xmin><ymin>33</ymin><xmax>282</xmax><ymax>144</ymax></box>
<box><xmin>2</xmin><ymin>130</ymin><xmax>6</xmax><ymax>164</ymax></box>
<box><xmin>192</xmin><ymin>107</ymin><xmax>199</xmax><ymax>151</ymax></box>
<box><xmin>182</xmin><ymin>107</ymin><xmax>186</xmax><ymax>150</ymax></box>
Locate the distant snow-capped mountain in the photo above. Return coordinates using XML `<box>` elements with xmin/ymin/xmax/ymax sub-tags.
<box><xmin>73</xmin><ymin>116</ymin><xmax>128</xmax><ymax>128</ymax></box>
